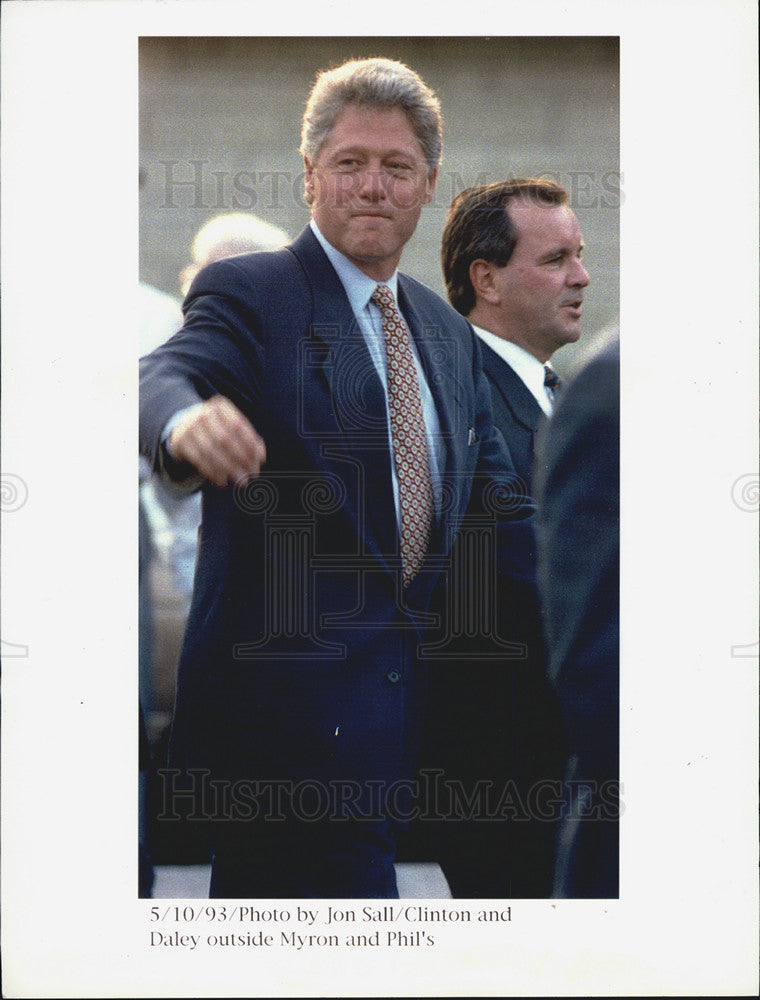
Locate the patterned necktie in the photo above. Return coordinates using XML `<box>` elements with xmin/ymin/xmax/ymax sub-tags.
<box><xmin>371</xmin><ymin>283</ymin><xmax>434</xmax><ymax>586</ymax></box>
<box><xmin>544</xmin><ymin>365</ymin><xmax>562</xmax><ymax>392</ymax></box>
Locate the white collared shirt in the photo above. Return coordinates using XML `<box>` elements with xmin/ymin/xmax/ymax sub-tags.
<box><xmin>310</xmin><ymin>220</ymin><xmax>444</xmax><ymax>524</ymax></box>
<box><xmin>471</xmin><ymin>324</ymin><xmax>555</xmax><ymax>416</ymax></box>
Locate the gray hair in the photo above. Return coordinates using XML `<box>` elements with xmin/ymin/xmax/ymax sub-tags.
<box><xmin>300</xmin><ymin>57</ymin><xmax>442</xmax><ymax>176</ymax></box>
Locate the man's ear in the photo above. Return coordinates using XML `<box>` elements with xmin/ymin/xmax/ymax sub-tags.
<box><xmin>303</xmin><ymin>155</ymin><xmax>316</xmax><ymax>205</ymax></box>
<box><xmin>423</xmin><ymin>167</ymin><xmax>438</xmax><ymax>205</ymax></box>
<box><xmin>469</xmin><ymin>259</ymin><xmax>500</xmax><ymax>305</ymax></box>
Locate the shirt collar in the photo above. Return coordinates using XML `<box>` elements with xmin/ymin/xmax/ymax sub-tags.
<box><xmin>310</xmin><ymin>219</ymin><xmax>398</xmax><ymax>313</ymax></box>
<box><xmin>471</xmin><ymin>324</ymin><xmax>553</xmax><ymax>415</ymax></box>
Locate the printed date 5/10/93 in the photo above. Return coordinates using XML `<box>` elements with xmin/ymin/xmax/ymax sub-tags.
<box><xmin>150</xmin><ymin>905</ymin><xmax>291</xmax><ymax>923</ymax></box>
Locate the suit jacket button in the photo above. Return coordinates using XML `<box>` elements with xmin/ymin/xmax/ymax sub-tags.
<box><xmin>386</xmin><ymin>669</ymin><xmax>401</xmax><ymax>683</ymax></box>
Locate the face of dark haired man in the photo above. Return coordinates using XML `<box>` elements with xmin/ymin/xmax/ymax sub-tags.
<box><xmin>304</xmin><ymin>104</ymin><xmax>437</xmax><ymax>281</ymax></box>
<box><xmin>488</xmin><ymin>197</ymin><xmax>590</xmax><ymax>362</ymax></box>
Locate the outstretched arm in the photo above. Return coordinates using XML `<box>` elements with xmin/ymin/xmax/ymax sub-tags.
<box><xmin>140</xmin><ymin>255</ymin><xmax>272</xmax><ymax>489</ymax></box>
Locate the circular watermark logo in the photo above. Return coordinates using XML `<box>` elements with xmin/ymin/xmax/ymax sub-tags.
<box><xmin>0</xmin><ymin>474</ymin><xmax>29</xmax><ymax>513</ymax></box>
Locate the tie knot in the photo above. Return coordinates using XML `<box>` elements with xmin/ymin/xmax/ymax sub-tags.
<box><xmin>544</xmin><ymin>366</ymin><xmax>561</xmax><ymax>391</ymax></box>
<box><xmin>371</xmin><ymin>284</ymin><xmax>395</xmax><ymax>312</ymax></box>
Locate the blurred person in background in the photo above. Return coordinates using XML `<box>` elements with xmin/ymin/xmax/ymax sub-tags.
<box><xmin>534</xmin><ymin>337</ymin><xmax>620</xmax><ymax>898</ymax></box>
<box><xmin>179</xmin><ymin>212</ymin><xmax>291</xmax><ymax>297</ymax></box>
<box><xmin>139</xmin><ymin>212</ymin><xmax>290</xmax><ymax>876</ymax></box>
<box><xmin>138</xmin><ymin>274</ymin><xmax>184</xmax><ymax>896</ymax></box>
<box><xmin>138</xmin><ymin>281</ymin><xmax>184</xmax><ymax>713</ymax></box>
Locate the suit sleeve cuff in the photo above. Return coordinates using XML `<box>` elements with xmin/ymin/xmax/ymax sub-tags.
<box><xmin>157</xmin><ymin>405</ymin><xmax>205</xmax><ymax>493</ymax></box>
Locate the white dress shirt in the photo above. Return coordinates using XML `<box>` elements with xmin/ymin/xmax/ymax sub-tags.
<box><xmin>471</xmin><ymin>324</ymin><xmax>556</xmax><ymax>416</ymax></box>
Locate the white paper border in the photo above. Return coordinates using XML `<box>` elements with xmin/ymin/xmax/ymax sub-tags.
<box><xmin>1</xmin><ymin>1</ymin><xmax>758</xmax><ymax>996</ymax></box>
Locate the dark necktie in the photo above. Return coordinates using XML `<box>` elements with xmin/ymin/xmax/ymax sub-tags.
<box><xmin>544</xmin><ymin>365</ymin><xmax>562</xmax><ymax>393</ymax></box>
<box><xmin>371</xmin><ymin>283</ymin><xmax>434</xmax><ymax>586</ymax></box>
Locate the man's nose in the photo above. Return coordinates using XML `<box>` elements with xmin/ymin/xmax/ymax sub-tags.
<box><xmin>355</xmin><ymin>167</ymin><xmax>385</xmax><ymax>200</ymax></box>
<box><xmin>569</xmin><ymin>258</ymin><xmax>590</xmax><ymax>287</ymax></box>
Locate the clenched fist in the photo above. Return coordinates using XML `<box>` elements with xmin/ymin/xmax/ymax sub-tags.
<box><xmin>168</xmin><ymin>395</ymin><xmax>267</xmax><ymax>488</ymax></box>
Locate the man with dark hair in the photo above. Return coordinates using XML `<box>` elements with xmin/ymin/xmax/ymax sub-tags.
<box><xmin>441</xmin><ymin>178</ymin><xmax>589</xmax><ymax>484</ymax></box>
<box><xmin>408</xmin><ymin>179</ymin><xmax>589</xmax><ymax>897</ymax></box>
<box><xmin>140</xmin><ymin>58</ymin><xmax>537</xmax><ymax>898</ymax></box>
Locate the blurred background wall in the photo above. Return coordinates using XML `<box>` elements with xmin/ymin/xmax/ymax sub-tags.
<box><xmin>140</xmin><ymin>36</ymin><xmax>618</xmax><ymax>375</ymax></box>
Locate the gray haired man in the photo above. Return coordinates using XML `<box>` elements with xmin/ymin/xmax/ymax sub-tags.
<box><xmin>140</xmin><ymin>57</ymin><xmax>537</xmax><ymax>897</ymax></box>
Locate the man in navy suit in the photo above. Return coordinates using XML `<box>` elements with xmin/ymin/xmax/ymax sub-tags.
<box><xmin>408</xmin><ymin>179</ymin><xmax>590</xmax><ymax>897</ymax></box>
<box><xmin>140</xmin><ymin>58</ymin><xmax>537</xmax><ymax>898</ymax></box>
<box><xmin>534</xmin><ymin>339</ymin><xmax>620</xmax><ymax>898</ymax></box>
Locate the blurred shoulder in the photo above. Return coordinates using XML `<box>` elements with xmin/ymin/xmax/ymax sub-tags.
<box><xmin>185</xmin><ymin>246</ymin><xmax>302</xmax><ymax>302</ymax></box>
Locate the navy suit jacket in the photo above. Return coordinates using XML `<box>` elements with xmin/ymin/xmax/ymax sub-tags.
<box><xmin>140</xmin><ymin>226</ymin><xmax>537</xmax><ymax>818</ymax></box>
<box><xmin>405</xmin><ymin>332</ymin><xmax>566</xmax><ymax>897</ymax></box>
<box><xmin>479</xmin><ymin>339</ymin><xmax>546</xmax><ymax>490</ymax></box>
<box><xmin>534</xmin><ymin>338</ymin><xmax>620</xmax><ymax>897</ymax></box>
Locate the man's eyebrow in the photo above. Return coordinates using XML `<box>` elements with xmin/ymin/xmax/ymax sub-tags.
<box><xmin>537</xmin><ymin>245</ymin><xmax>570</xmax><ymax>261</ymax></box>
<box><xmin>329</xmin><ymin>144</ymin><xmax>365</xmax><ymax>155</ymax></box>
<box><xmin>328</xmin><ymin>144</ymin><xmax>416</xmax><ymax>159</ymax></box>
<box><xmin>537</xmin><ymin>240</ymin><xmax>585</xmax><ymax>261</ymax></box>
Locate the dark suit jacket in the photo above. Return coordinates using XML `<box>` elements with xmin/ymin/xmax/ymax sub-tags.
<box><xmin>479</xmin><ymin>339</ymin><xmax>546</xmax><ymax>490</ymax></box>
<box><xmin>534</xmin><ymin>338</ymin><xmax>620</xmax><ymax>897</ymax></box>
<box><xmin>405</xmin><ymin>333</ymin><xmax>566</xmax><ymax>897</ymax></box>
<box><xmin>140</xmin><ymin>226</ymin><xmax>538</xmax><ymax>826</ymax></box>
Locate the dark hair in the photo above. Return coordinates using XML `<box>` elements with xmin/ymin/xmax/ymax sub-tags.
<box><xmin>441</xmin><ymin>178</ymin><xmax>568</xmax><ymax>315</ymax></box>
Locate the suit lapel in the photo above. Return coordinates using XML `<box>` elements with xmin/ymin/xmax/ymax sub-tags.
<box><xmin>290</xmin><ymin>228</ymin><xmax>398</xmax><ymax>560</ymax></box>
<box><xmin>397</xmin><ymin>278</ymin><xmax>461</xmax><ymax>477</ymax></box>
<box><xmin>480</xmin><ymin>340</ymin><xmax>543</xmax><ymax>433</ymax></box>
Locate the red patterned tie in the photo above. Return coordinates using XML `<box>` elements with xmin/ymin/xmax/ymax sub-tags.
<box><xmin>371</xmin><ymin>283</ymin><xmax>434</xmax><ymax>586</ymax></box>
